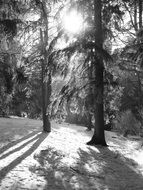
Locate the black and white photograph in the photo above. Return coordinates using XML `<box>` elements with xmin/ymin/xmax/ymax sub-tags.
<box><xmin>0</xmin><ymin>0</ymin><xmax>143</xmax><ymax>189</ymax></box>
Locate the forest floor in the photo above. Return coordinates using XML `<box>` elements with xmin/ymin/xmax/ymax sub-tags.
<box><xmin>0</xmin><ymin>117</ymin><xmax>143</xmax><ymax>190</ymax></box>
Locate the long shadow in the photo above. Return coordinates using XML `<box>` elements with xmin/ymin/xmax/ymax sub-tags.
<box><xmin>0</xmin><ymin>131</ymin><xmax>40</xmax><ymax>155</ymax></box>
<box><xmin>0</xmin><ymin>133</ymin><xmax>41</xmax><ymax>160</ymax></box>
<box><xmin>30</xmin><ymin>145</ymin><xmax>143</xmax><ymax>190</ymax></box>
<box><xmin>0</xmin><ymin>132</ymin><xmax>49</xmax><ymax>182</ymax></box>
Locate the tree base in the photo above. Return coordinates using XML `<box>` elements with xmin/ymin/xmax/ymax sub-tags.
<box><xmin>43</xmin><ymin>129</ymin><xmax>51</xmax><ymax>133</ymax></box>
<box><xmin>86</xmin><ymin>135</ymin><xmax>108</xmax><ymax>147</ymax></box>
<box><xmin>43</xmin><ymin>125</ymin><xmax>51</xmax><ymax>133</ymax></box>
<box><xmin>42</xmin><ymin>118</ymin><xmax>51</xmax><ymax>133</ymax></box>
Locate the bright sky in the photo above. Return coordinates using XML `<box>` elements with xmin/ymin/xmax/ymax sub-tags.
<box><xmin>63</xmin><ymin>10</ymin><xmax>84</xmax><ymax>34</ymax></box>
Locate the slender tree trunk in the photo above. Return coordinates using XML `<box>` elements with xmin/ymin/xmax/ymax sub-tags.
<box><xmin>87</xmin><ymin>0</ymin><xmax>107</xmax><ymax>146</ymax></box>
<box><xmin>41</xmin><ymin>58</ymin><xmax>51</xmax><ymax>132</ymax></box>
<box><xmin>138</xmin><ymin>0</ymin><xmax>142</xmax><ymax>29</ymax></box>
<box><xmin>134</xmin><ymin>0</ymin><xmax>138</xmax><ymax>31</ymax></box>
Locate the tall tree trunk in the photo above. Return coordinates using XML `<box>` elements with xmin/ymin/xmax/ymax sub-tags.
<box><xmin>137</xmin><ymin>0</ymin><xmax>143</xmax><ymax>133</ymax></box>
<box><xmin>41</xmin><ymin>59</ymin><xmax>51</xmax><ymax>132</ymax></box>
<box><xmin>87</xmin><ymin>0</ymin><xmax>107</xmax><ymax>146</ymax></box>
<box><xmin>40</xmin><ymin>0</ymin><xmax>51</xmax><ymax>132</ymax></box>
<box><xmin>138</xmin><ymin>0</ymin><xmax>142</xmax><ymax>29</ymax></box>
<box><xmin>134</xmin><ymin>0</ymin><xmax>138</xmax><ymax>31</ymax></box>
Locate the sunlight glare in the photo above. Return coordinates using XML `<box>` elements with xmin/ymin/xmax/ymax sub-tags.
<box><xmin>63</xmin><ymin>10</ymin><xmax>83</xmax><ymax>34</ymax></box>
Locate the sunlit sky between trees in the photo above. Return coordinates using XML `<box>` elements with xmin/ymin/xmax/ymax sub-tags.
<box><xmin>61</xmin><ymin>8</ymin><xmax>131</xmax><ymax>52</ymax></box>
<box><xmin>26</xmin><ymin>3</ymin><xmax>130</xmax><ymax>53</ymax></box>
<box><xmin>63</xmin><ymin>10</ymin><xmax>84</xmax><ymax>34</ymax></box>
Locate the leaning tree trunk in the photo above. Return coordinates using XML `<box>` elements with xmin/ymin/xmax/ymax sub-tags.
<box><xmin>87</xmin><ymin>0</ymin><xmax>107</xmax><ymax>146</ymax></box>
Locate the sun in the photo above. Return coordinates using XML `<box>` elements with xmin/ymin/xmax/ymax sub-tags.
<box><xmin>63</xmin><ymin>10</ymin><xmax>83</xmax><ymax>34</ymax></box>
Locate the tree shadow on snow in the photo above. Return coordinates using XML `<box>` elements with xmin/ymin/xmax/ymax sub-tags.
<box><xmin>75</xmin><ymin>146</ymin><xmax>143</xmax><ymax>190</ymax></box>
<box><xmin>0</xmin><ymin>132</ymin><xmax>48</xmax><ymax>182</ymax></box>
<box><xmin>0</xmin><ymin>117</ymin><xmax>42</xmax><ymax>145</ymax></box>
<box><xmin>31</xmin><ymin>145</ymin><xmax>143</xmax><ymax>190</ymax></box>
<box><xmin>0</xmin><ymin>131</ymin><xmax>40</xmax><ymax>155</ymax></box>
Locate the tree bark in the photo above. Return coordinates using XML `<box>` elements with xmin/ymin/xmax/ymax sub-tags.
<box><xmin>40</xmin><ymin>1</ymin><xmax>51</xmax><ymax>132</ymax></box>
<box><xmin>134</xmin><ymin>0</ymin><xmax>138</xmax><ymax>31</ymax></box>
<box><xmin>87</xmin><ymin>0</ymin><xmax>107</xmax><ymax>146</ymax></box>
<box><xmin>138</xmin><ymin>0</ymin><xmax>142</xmax><ymax>29</ymax></box>
<box><xmin>41</xmin><ymin>56</ymin><xmax>51</xmax><ymax>132</ymax></box>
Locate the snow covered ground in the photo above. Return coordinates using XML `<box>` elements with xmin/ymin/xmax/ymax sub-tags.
<box><xmin>0</xmin><ymin>117</ymin><xmax>143</xmax><ymax>190</ymax></box>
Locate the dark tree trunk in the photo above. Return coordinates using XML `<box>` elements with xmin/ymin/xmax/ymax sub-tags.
<box><xmin>134</xmin><ymin>0</ymin><xmax>138</xmax><ymax>31</ymax></box>
<box><xmin>138</xmin><ymin>0</ymin><xmax>142</xmax><ymax>29</ymax></box>
<box><xmin>87</xmin><ymin>0</ymin><xmax>107</xmax><ymax>146</ymax></box>
<box><xmin>40</xmin><ymin>0</ymin><xmax>51</xmax><ymax>132</ymax></box>
<box><xmin>41</xmin><ymin>57</ymin><xmax>51</xmax><ymax>132</ymax></box>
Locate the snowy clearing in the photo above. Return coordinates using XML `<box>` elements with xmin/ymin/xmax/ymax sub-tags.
<box><xmin>0</xmin><ymin>117</ymin><xmax>143</xmax><ymax>190</ymax></box>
